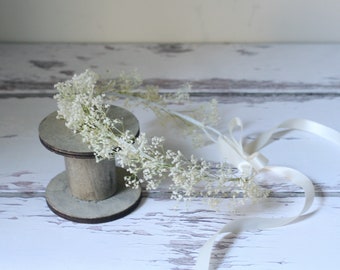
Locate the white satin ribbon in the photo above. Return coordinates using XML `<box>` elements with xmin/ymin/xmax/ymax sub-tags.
<box><xmin>194</xmin><ymin>118</ymin><xmax>340</xmax><ymax>270</ymax></box>
<box><xmin>245</xmin><ymin>118</ymin><xmax>340</xmax><ymax>153</ymax></box>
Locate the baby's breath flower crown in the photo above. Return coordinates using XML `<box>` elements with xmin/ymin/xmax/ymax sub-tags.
<box><xmin>54</xmin><ymin>70</ymin><xmax>269</xmax><ymax>202</ymax></box>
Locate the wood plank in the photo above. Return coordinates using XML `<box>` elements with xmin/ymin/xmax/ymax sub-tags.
<box><xmin>0</xmin><ymin>195</ymin><xmax>338</xmax><ymax>269</ymax></box>
<box><xmin>1</xmin><ymin>44</ymin><xmax>340</xmax><ymax>95</ymax></box>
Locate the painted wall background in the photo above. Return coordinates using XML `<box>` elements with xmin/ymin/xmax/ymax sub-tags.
<box><xmin>0</xmin><ymin>0</ymin><xmax>340</xmax><ymax>43</ymax></box>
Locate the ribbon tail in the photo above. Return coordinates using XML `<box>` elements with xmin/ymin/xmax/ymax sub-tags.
<box><xmin>195</xmin><ymin>166</ymin><xmax>315</xmax><ymax>270</ymax></box>
<box><xmin>245</xmin><ymin>118</ymin><xmax>340</xmax><ymax>153</ymax></box>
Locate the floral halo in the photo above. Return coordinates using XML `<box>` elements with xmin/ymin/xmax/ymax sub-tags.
<box><xmin>54</xmin><ymin>69</ymin><xmax>269</xmax><ymax>205</ymax></box>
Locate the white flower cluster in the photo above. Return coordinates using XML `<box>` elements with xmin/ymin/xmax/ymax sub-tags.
<box><xmin>54</xmin><ymin>70</ymin><xmax>269</xmax><ymax>202</ymax></box>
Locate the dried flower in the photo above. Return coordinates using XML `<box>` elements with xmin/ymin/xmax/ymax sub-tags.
<box><xmin>54</xmin><ymin>69</ymin><xmax>269</xmax><ymax>203</ymax></box>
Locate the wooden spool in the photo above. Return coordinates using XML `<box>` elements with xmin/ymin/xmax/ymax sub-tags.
<box><xmin>39</xmin><ymin>106</ymin><xmax>142</xmax><ymax>223</ymax></box>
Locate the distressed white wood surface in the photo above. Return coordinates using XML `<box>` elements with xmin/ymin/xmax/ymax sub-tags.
<box><xmin>1</xmin><ymin>44</ymin><xmax>340</xmax><ymax>269</ymax></box>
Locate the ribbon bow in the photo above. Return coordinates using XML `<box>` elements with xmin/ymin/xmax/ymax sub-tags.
<box><xmin>218</xmin><ymin>117</ymin><xmax>268</xmax><ymax>174</ymax></box>
<box><xmin>194</xmin><ymin>118</ymin><xmax>340</xmax><ymax>270</ymax></box>
<box><xmin>170</xmin><ymin>110</ymin><xmax>340</xmax><ymax>269</ymax></box>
